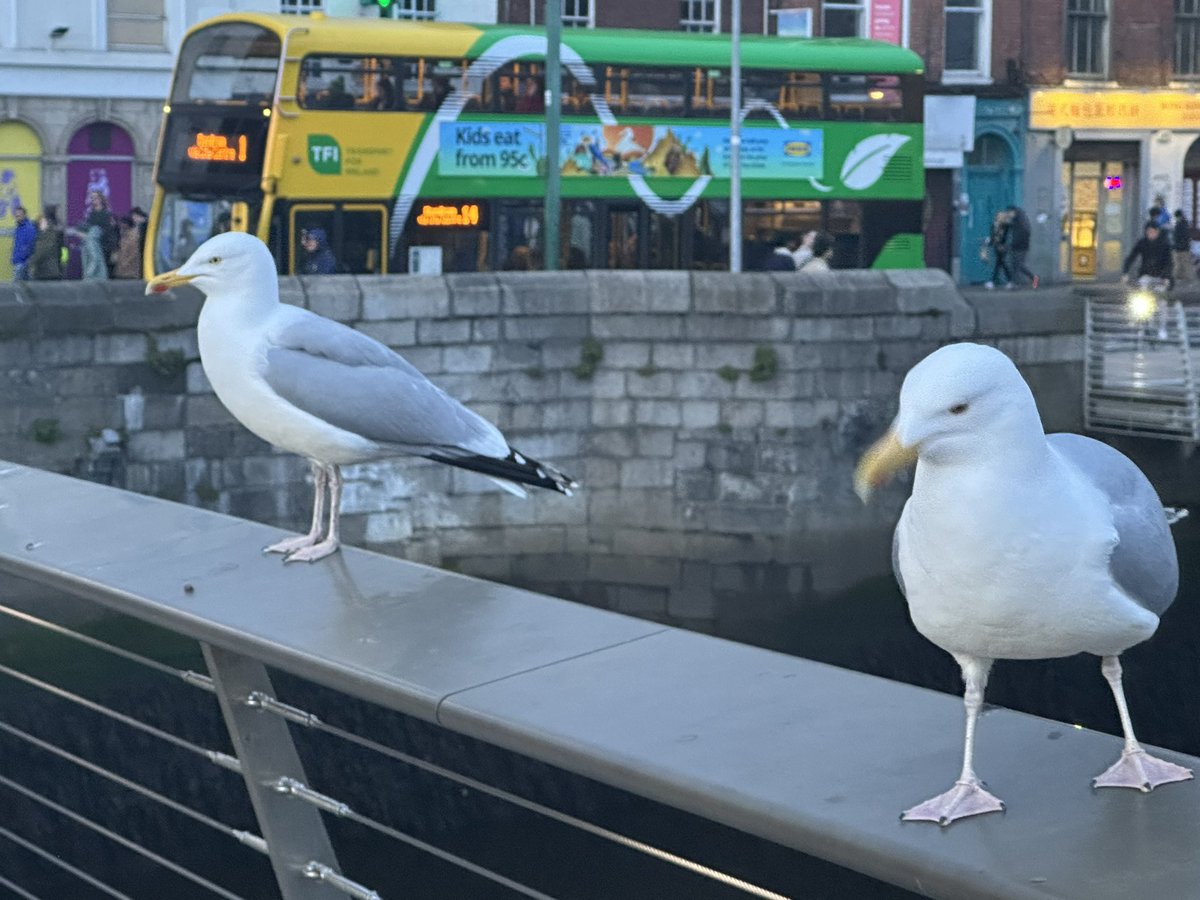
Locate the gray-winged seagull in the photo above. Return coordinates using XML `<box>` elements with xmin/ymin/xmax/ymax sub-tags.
<box><xmin>854</xmin><ymin>342</ymin><xmax>1190</xmax><ymax>825</ymax></box>
<box><xmin>147</xmin><ymin>232</ymin><xmax>577</xmax><ymax>563</ymax></box>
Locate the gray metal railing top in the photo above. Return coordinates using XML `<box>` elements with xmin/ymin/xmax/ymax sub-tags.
<box><xmin>3</xmin><ymin>461</ymin><xmax>1200</xmax><ymax>900</ymax></box>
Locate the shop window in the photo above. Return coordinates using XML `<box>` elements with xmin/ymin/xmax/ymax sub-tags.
<box><xmin>1066</xmin><ymin>0</ymin><xmax>1108</xmax><ymax>77</ymax></box>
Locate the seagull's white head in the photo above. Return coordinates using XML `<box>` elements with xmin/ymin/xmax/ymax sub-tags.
<box><xmin>855</xmin><ymin>342</ymin><xmax>1043</xmax><ymax>501</ymax></box>
<box><xmin>145</xmin><ymin>232</ymin><xmax>278</xmax><ymax>301</ymax></box>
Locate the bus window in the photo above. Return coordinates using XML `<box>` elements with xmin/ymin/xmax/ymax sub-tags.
<box><xmin>691</xmin><ymin>69</ymin><xmax>822</xmax><ymax>119</ymax></box>
<box><xmin>409</xmin><ymin>58</ymin><xmax>473</xmax><ymax>111</ymax></box>
<box><xmin>289</xmin><ymin>204</ymin><xmax>387</xmax><ymax>274</ymax></box>
<box><xmin>484</xmin><ymin>62</ymin><xmax>545</xmax><ymax>114</ymax></box>
<box><xmin>171</xmin><ymin>23</ymin><xmax>280</xmax><ymax>105</ymax></box>
<box><xmin>155</xmin><ymin>194</ymin><xmax>236</xmax><ymax>272</ymax></box>
<box><xmin>604</xmin><ymin>67</ymin><xmax>685</xmax><ymax>117</ymax></box>
<box><xmin>827</xmin><ymin>74</ymin><xmax>904</xmax><ymax>121</ymax></box>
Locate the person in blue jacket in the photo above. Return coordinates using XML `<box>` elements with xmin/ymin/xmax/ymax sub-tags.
<box><xmin>10</xmin><ymin>206</ymin><xmax>37</xmax><ymax>280</ymax></box>
<box><xmin>300</xmin><ymin>227</ymin><xmax>337</xmax><ymax>274</ymax></box>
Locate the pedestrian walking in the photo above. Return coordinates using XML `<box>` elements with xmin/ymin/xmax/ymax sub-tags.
<box><xmin>1006</xmin><ymin>205</ymin><xmax>1039</xmax><ymax>289</ymax></box>
<box><xmin>1122</xmin><ymin>221</ymin><xmax>1173</xmax><ymax>283</ymax></box>
<box><xmin>9</xmin><ymin>206</ymin><xmax>36</xmax><ymax>281</ymax></box>
<box><xmin>1172</xmin><ymin>209</ymin><xmax>1193</xmax><ymax>284</ymax></box>
<box><xmin>982</xmin><ymin>211</ymin><xmax>1012</xmax><ymax>289</ymax></box>
<box><xmin>30</xmin><ymin>208</ymin><xmax>64</xmax><ymax>280</ymax></box>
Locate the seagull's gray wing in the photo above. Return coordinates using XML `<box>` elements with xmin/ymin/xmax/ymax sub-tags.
<box><xmin>1048</xmin><ymin>432</ymin><xmax>1178</xmax><ymax>616</ymax></box>
<box><xmin>263</xmin><ymin>308</ymin><xmax>507</xmax><ymax>457</ymax></box>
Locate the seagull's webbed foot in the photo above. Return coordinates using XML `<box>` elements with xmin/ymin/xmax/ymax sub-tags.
<box><xmin>264</xmin><ymin>533</ymin><xmax>322</xmax><ymax>556</ymax></box>
<box><xmin>902</xmin><ymin>777</ymin><xmax>1005</xmax><ymax>826</ymax></box>
<box><xmin>283</xmin><ymin>538</ymin><xmax>340</xmax><ymax>564</ymax></box>
<box><xmin>1093</xmin><ymin>748</ymin><xmax>1194</xmax><ymax>792</ymax></box>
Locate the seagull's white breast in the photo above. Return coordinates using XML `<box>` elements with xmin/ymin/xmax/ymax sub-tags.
<box><xmin>898</xmin><ymin>453</ymin><xmax>1159</xmax><ymax>660</ymax></box>
<box><xmin>197</xmin><ymin>301</ymin><xmax>380</xmax><ymax>465</ymax></box>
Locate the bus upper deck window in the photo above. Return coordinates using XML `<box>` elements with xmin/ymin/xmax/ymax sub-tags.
<box><xmin>827</xmin><ymin>74</ymin><xmax>904</xmax><ymax>121</ymax></box>
<box><xmin>171</xmin><ymin>23</ymin><xmax>281</xmax><ymax>105</ymax></box>
<box><xmin>604</xmin><ymin>67</ymin><xmax>684</xmax><ymax>117</ymax></box>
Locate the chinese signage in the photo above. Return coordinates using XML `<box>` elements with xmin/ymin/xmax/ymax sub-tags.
<box><xmin>1030</xmin><ymin>90</ymin><xmax>1200</xmax><ymax>130</ymax></box>
<box><xmin>438</xmin><ymin>121</ymin><xmax>825</xmax><ymax>180</ymax></box>
<box><xmin>869</xmin><ymin>0</ymin><xmax>904</xmax><ymax>45</ymax></box>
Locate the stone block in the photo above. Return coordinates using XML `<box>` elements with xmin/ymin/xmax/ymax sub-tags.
<box><xmin>720</xmin><ymin>401</ymin><xmax>764</xmax><ymax>429</ymax></box>
<box><xmin>674</xmin><ymin>440</ymin><xmax>707</xmax><ymax>469</ymax></box>
<box><xmin>581</xmin><ymin>457</ymin><xmax>619</xmax><ymax>488</ymax></box>
<box><xmin>0</xmin><ymin>338</ymin><xmax>34</xmax><ymax>367</ymax></box>
<box><xmin>669</xmin><ymin>563</ymin><xmax>717</xmax><ymax>619</ymax></box>
<box><xmin>608</xmin><ymin>585</ymin><xmax>669</xmax><ymax>616</ymax></box>
<box><xmin>446</xmin><ymin>273</ymin><xmax>502</xmax><ymax>316</ymax></box>
<box><xmin>0</xmin><ymin>291</ymin><xmax>34</xmax><ymax>337</ymax></box>
<box><xmin>690</xmin><ymin>272</ymin><xmax>779</xmax><ymax>314</ymax></box>
<box><xmin>588</xmin><ymin>430</ymin><xmax>636</xmax><ymax>458</ymax></box>
<box><xmin>586</xmin><ymin>270</ymin><xmax>690</xmax><ymax>313</ymax></box>
<box><xmin>592</xmin><ymin>314</ymin><xmax>684</xmax><ymax>340</ymax></box>
<box><xmin>443</xmin><ymin>344</ymin><xmax>494</xmax><ymax>374</ymax></box>
<box><xmin>627</xmin><ymin>371</ymin><xmax>676</xmax><ymax>398</ymax></box>
<box><xmin>542</xmin><ymin>400</ymin><xmax>591</xmax><ymax>430</ymax></box>
<box><xmin>128</xmin><ymin>429</ymin><xmax>185</xmax><ymax>461</ymax></box>
<box><xmin>685</xmin><ymin>315</ymin><xmax>791</xmax><ymax>341</ymax></box>
<box><xmin>636</xmin><ymin>429</ymin><xmax>675</xmax><ymax>458</ymax></box>
<box><xmin>186</xmin><ymin>361</ymin><xmax>213</xmax><ymax>394</ymax></box>
<box><xmin>886</xmin><ymin>268</ymin><xmax>976</xmax><ymax>337</ymax></box>
<box><xmin>277</xmin><ymin>277</ymin><xmax>306</xmax><ymax>309</ymax></box>
<box><xmin>650</xmin><ymin>343</ymin><xmax>694</xmax><ymax>369</ymax></box>
<box><xmin>34</xmin><ymin>335</ymin><xmax>94</xmax><ymax>366</ymax></box>
<box><xmin>503</xmin><ymin>315</ymin><xmax>591</xmax><ymax>341</ymax></box>
<box><xmin>600</xmin><ymin>341</ymin><xmax>651</xmax><ymax>369</ymax></box>
<box><xmin>634</xmin><ymin>399</ymin><xmax>682</xmax><ymax>427</ymax></box>
<box><xmin>500</xmin><ymin>271</ymin><xmax>590</xmax><ymax>314</ymax></box>
<box><xmin>301</xmin><ymin>275</ymin><xmax>361</xmax><ymax>322</ymax></box>
<box><xmin>365</xmin><ymin>511</ymin><xmax>414</xmax><ymax>544</ymax></box>
<box><xmin>417</xmin><ymin>318</ymin><xmax>472</xmax><ymax>345</ymax></box>
<box><xmin>23</xmin><ymin>282</ymin><xmax>116</xmax><ymax>334</ymax></box>
<box><xmin>360</xmin><ymin>275</ymin><xmax>451</xmax><ymax>320</ymax></box>
<box><xmin>491</xmin><ymin>342</ymin><xmax>541</xmax><ymax>371</ymax></box>
<box><xmin>619</xmin><ymin>458</ymin><xmax>675</xmax><ymax>488</ymax></box>
<box><xmin>681</xmin><ymin>400</ymin><xmax>720</xmax><ymax>429</ymax></box>
<box><xmin>588</xmin><ymin>553</ymin><xmax>681</xmax><ymax>588</ymax></box>
<box><xmin>112</xmin><ymin>287</ymin><xmax>203</xmax><ymax>331</ymax></box>
<box><xmin>94</xmin><ymin>332</ymin><xmax>150</xmax><ymax>365</ymax></box>
<box><xmin>503</xmin><ymin>526</ymin><xmax>567</xmax><ymax>555</ymax></box>
<box><xmin>591</xmin><ymin>400</ymin><xmax>633</xmax><ymax>427</ymax></box>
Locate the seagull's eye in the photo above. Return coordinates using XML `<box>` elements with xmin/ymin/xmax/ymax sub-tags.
<box><xmin>949</xmin><ymin>403</ymin><xmax>969</xmax><ymax>415</ymax></box>
<box><xmin>208</xmin><ymin>256</ymin><xmax>221</xmax><ymax>264</ymax></box>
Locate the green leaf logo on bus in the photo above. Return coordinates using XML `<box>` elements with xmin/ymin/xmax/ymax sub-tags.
<box><xmin>840</xmin><ymin>134</ymin><xmax>911</xmax><ymax>191</ymax></box>
<box><xmin>308</xmin><ymin>134</ymin><xmax>342</xmax><ymax>175</ymax></box>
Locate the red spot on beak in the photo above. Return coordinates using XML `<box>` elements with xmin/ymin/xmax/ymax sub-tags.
<box><xmin>150</xmin><ymin>282</ymin><xmax>169</xmax><ymax>294</ymax></box>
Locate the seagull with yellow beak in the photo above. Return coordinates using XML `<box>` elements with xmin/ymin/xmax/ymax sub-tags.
<box><xmin>146</xmin><ymin>232</ymin><xmax>576</xmax><ymax>563</ymax></box>
<box><xmin>855</xmin><ymin>342</ymin><xmax>1190</xmax><ymax>826</ymax></box>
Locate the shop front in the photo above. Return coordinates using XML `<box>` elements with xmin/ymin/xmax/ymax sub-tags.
<box><xmin>1029</xmin><ymin>90</ymin><xmax>1200</xmax><ymax>282</ymax></box>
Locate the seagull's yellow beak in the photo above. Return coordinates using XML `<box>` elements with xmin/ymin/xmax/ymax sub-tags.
<box><xmin>854</xmin><ymin>428</ymin><xmax>918</xmax><ymax>503</ymax></box>
<box><xmin>145</xmin><ymin>268</ymin><xmax>196</xmax><ymax>295</ymax></box>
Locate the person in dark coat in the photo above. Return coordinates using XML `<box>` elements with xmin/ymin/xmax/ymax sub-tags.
<box><xmin>30</xmin><ymin>209</ymin><xmax>64</xmax><ymax>280</ymax></box>
<box><xmin>1172</xmin><ymin>209</ymin><xmax>1193</xmax><ymax>284</ymax></box>
<box><xmin>1006</xmin><ymin>205</ymin><xmax>1038</xmax><ymax>289</ymax></box>
<box><xmin>764</xmin><ymin>234</ymin><xmax>797</xmax><ymax>271</ymax></box>
<box><xmin>1122</xmin><ymin>222</ymin><xmax>1174</xmax><ymax>283</ymax></box>
<box><xmin>300</xmin><ymin>227</ymin><xmax>337</xmax><ymax>274</ymax></box>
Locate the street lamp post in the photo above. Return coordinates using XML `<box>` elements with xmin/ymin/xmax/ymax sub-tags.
<box><xmin>543</xmin><ymin>0</ymin><xmax>562</xmax><ymax>270</ymax></box>
<box><xmin>729</xmin><ymin>1</ymin><xmax>742</xmax><ymax>272</ymax></box>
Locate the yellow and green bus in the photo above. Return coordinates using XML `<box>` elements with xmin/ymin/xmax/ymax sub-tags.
<box><xmin>147</xmin><ymin>12</ymin><xmax>925</xmax><ymax>276</ymax></box>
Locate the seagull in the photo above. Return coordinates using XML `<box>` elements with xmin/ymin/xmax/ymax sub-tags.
<box><xmin>146</xmin><ymin>232</ymin><xmax>577</xmax><ymax>563</ymax></box>
<box><xmin>854</xmin><ymin>342</ymin><xmax>1190</xmax><ymax>826</ymax></box>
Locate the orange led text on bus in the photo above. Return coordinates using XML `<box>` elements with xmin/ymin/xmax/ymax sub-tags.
<box><xmin>186</xmin><ymin>133</ymin><xmax>248</xmax><ymax>163</ymax></box>
<box><xmin>416</xmin><ymin>204</ymin><xmax>481</xmax><ymax>227</ymax></box>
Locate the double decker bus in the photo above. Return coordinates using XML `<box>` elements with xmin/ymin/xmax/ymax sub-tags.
<box><xmin>148</xmin><ymin>13</ymin><xmax>924</xmax><ymax>276</ymax></box>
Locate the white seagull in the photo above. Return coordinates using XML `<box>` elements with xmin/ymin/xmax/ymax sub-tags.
<box><xmin>854</xmin><ymin>342</ymin><xmax>1190</xmax><ymax>826</ymax></box>
<box><xmin>147</xmin><ymin>232</ymin><xmax>576</xmax><ymax>563</ymax></box>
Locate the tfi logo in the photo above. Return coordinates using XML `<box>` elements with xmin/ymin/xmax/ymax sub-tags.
<box><xmin>307</xmin><ymin>135</ymin><xmax>341</xmax><ymax>174</ymax></box>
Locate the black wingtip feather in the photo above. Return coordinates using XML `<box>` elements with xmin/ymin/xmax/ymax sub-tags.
<box><xmin>424</xmin><ymin>447</ymin><xmax>578</xmax><ymax>495</ymax></box>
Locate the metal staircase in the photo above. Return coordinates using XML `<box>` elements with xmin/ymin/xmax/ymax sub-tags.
<box><xmin>1084</xmin><ymin>296</ymin><xmax>1200</xmax><ymax>441</ymax></box>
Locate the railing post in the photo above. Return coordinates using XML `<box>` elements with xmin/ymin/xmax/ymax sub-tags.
<box><xmin>202</xmin><ymin>643</ymin><xmax>343</xmax><ymax>900</ymax></box>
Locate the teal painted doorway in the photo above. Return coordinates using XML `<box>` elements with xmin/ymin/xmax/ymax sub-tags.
<box><xmin>962</xmin><ymin>134</ymin><xmax>1015</xmax><ymax>285</ymax></box>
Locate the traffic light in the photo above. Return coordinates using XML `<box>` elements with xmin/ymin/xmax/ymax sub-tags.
<box><xmin>361</xmin><ymin>0</ymin><xmax>393</xmax><ymax>12</ymax></box>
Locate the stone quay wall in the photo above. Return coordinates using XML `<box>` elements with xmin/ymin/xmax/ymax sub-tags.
<box><xmin>0</xmin><ymin>271</ymin><xmax>1084</xmax><ymax>644</ymax></box>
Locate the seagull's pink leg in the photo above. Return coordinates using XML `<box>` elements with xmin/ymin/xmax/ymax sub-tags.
<box><xmin>1093</xmin><ymin>656</ymin><xmax>1193</xmax><ymax>791</ymax></box>
<box><xmin>284</xmin><ymin>465</ymin><xmax>343</xmax><ymax>563</ymax></box>
<box><xmin>903</xmin><ymin>655</ymin><xmax>1006</xmax><ymax>826</ymax></box>
<box><xmin>265</xmin><ymin>461</ymin><xmax>327</xmax><ymax>556</ymax></box>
